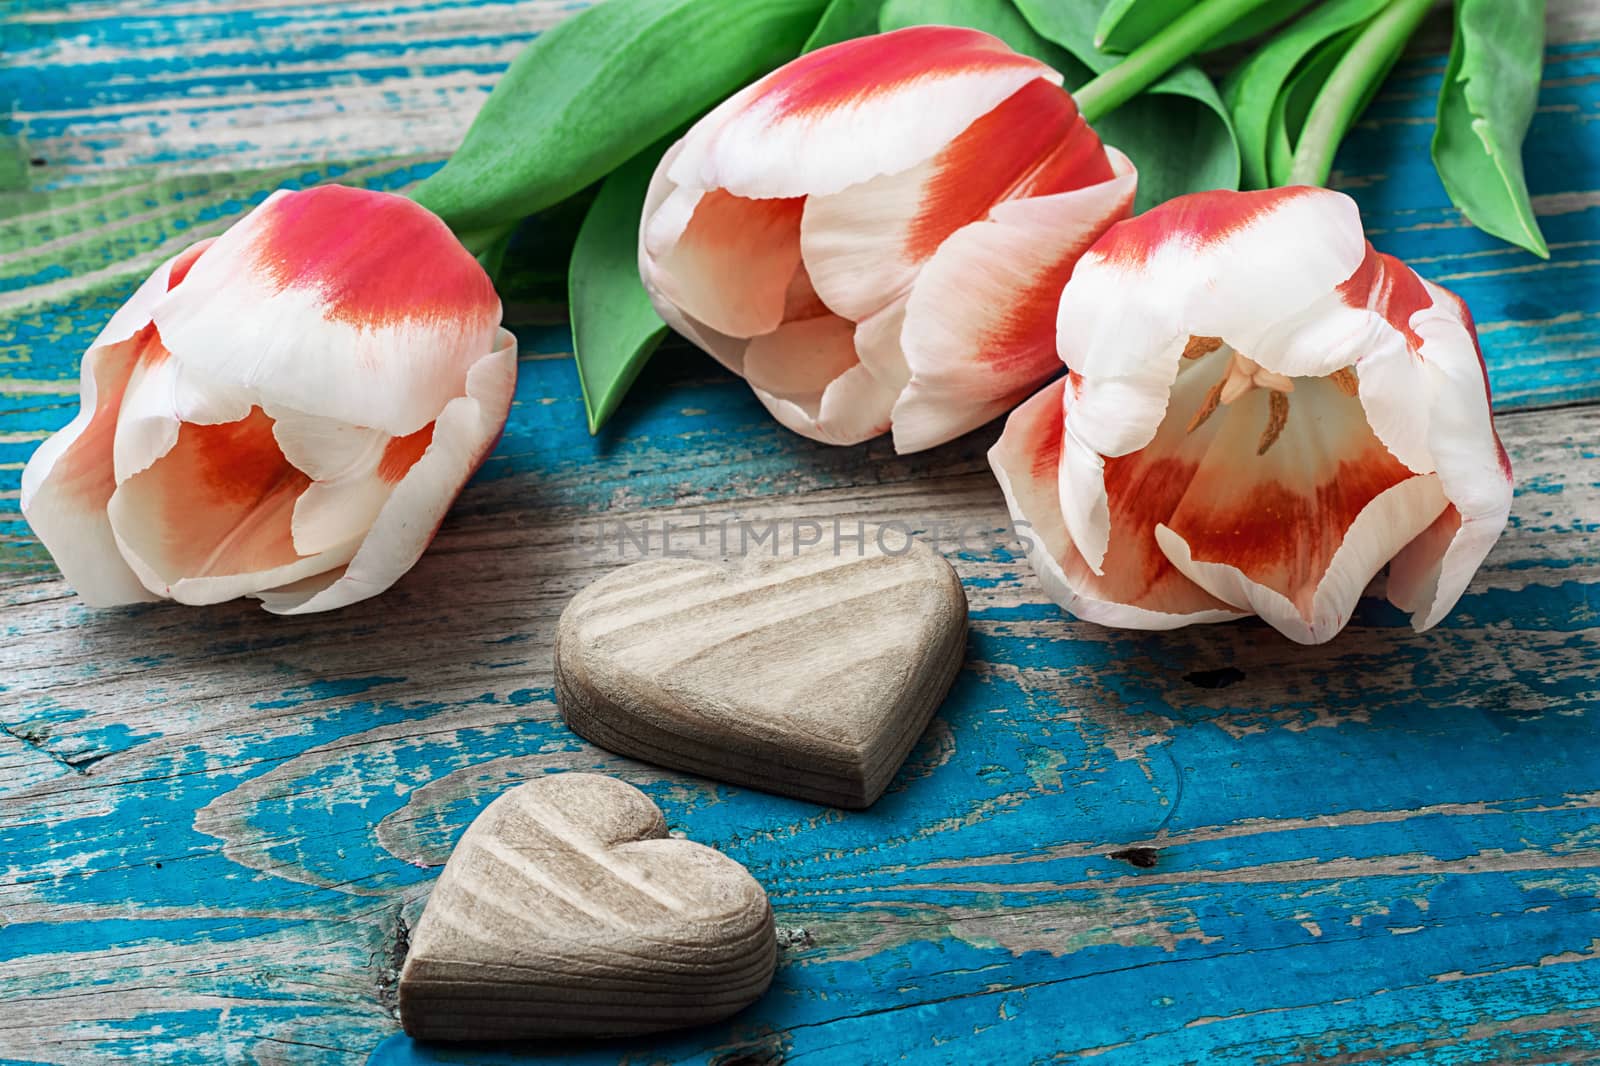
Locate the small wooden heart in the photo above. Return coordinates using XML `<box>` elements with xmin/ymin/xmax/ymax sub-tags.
<box><xmin>397</xmin><ymin>773</ymin><xmax>775</xmax><ymax>1041</ymax></box>
<box><xmin>555</xmin><ymin>531</ymin><xmax>968</xmax><ymax>808</ymax></box>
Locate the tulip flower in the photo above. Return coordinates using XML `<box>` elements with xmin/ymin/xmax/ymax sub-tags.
<box><xmin>638</xmin><ymin>25</ymin><xmax>1136</xmax><ymax>453</ymax></box>
<box><xmin>21</xmin><ymin>185</ymin><xmax>516</xmax><ymax>613</ymax></box>
<box><xmin>990</xmin><ymin>186</ymin><xmax>1513</xmax><ymax>644</ymax></box>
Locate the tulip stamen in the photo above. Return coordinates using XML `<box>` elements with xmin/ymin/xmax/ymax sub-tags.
<box><xmin>1187</xmin><ymin>379</ymin><xmax>1226</xmax><ymax>433</ymax></box>
<box><xmin>1183</xmin><ymin>335</ymin><xmax>1224</xmax><ymax>360</ymax></box>
<box><xmin>1330</xmin><ymin>366</ymin><xmax>1360</xmax><ymax>396</ymax></box>
<box><xmin>1216</xmin><ymin>354</ymin><xmax>1293</xmax><ymax>407</ymax></box>
<box><xmin>1258</xmin><ymin>391</ymin><xmax>1291</xmax><ymax>455</ymax></box>
<box><xmin>1186</xmin><ymin>348</ymin><xmax>1299</xmax><ymax>451</ymax></box>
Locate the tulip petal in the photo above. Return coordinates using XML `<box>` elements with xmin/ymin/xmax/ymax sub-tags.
<box><xmin>1059</xmin><ymin>186</ymin><xmax>1373</xmax><ymax>460</ymax></box>
<box><xmin>643</xmin><ymin>189</ymin><xmax>806</xmax><ymax>339</ymax></box>
<box><xmin>989</xmin><ymin>380</ymin><xmax>1243</xmax><ymax>628</ymax></box>
<box><xmin>639</xmin><ymin>141</ymin><xmax>772</xmax><ymax>372</ymax></box>
<box><xmin>106</xmin><ymin>405</ymin><xmax>349</xmax><ymax>605</ymax></box>
<box><xmin>742</xmin><ymin>314</ymin><xmax>859</xmax><ymax>399</ymax></box>
<box><xmin>112</xmin><ymin>337</ymin><xmax>257</xmax><ymax>485</ymax></box>
<box><xmin>1157</xmin><ymin>470</ymin><xmax>1448</xmax><ymax>645</ymax></box>
<box><xmin>850</xmin><ymin>297</ymin><xmax>912</xmax><ymax>397</ymax></box>
<box><xmin>287</xmin><ymin>422</ymin><xmax>435</xmax><ymax>558</ymax></box>
<box><xmin>893</xmin><ymin>149</ymin><xmax>1137</xmax><ymax>454</ymax></box>
<box><xmin>289</xmin><ymin>478</ymin><xmax>395</xmax><ymax>559</ymax></box>
<box><xmin>21</xmin><ymin>338</ymin><xmax>156</xmax><ymax>605</ymax></box>
<box><xmin>670</xmin><ymin>26</ymin><xmax>1059</xmax><ymax>200</ymax></box>
<box><xmin>257</xmin><ymin>407</ymin><xmax>395</xmax><ymax>557</ymax></box>
<box><xmin>19</xmin><ymin>249</ymin><xmax>203</xmax><ymax>606</ymax></box>
<box><xmin>152</xmin><ymin>185</ymin><xmax>501</xmax><ymax>436</ymax></box>
<box><xmin>658</xmin><ymin>306</ymin><xmax>751</xmax><ymax>378</ymax></box>
<box><xmin>1041</xmin><ymin>186</ymin><xmax>1508</xmax><ymax>641</ymax></box>
<box><xmin>250</xmin><ymin>567</ymin><xmax>349</xmax><ymax>613</ymax></box>
<box><xmin>1380</xmin><ymin>283</ymin><xmax>1513</xmax><ymax>630</ymax></box>
<box><xmin>265</xmin><ymin>407</ymin><xmax>388</xmax><ymax>482</ymax></box>
<box><xmin>259</xmin><ymin>330</ymin><xmax>518</xmax><ymax>614</ymax></box>
<box><xmin>1386</xmin><ymin>506</ymin><xmax>1463</xmax><ymax>621</ymax></box>
<box><xmin>800</xmin><ymin>79</ymin><xmax>1114</xmax><ymax>325</ymax></box>
<box><xmin>746</xmin><ymin>313</ymin><xmax>898</xmax><ymax>448</ymax></box>
<box><xmin>1145</xmin><ymin>373</ymin><xmax>1449</xmax><ymax>644</ymax></box>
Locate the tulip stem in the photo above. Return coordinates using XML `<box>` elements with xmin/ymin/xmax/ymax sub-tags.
<box><xmin>1286</xmin><ymin>0</ymin><xmax>1433</xmax><ymax>187</ymax></box>
<box><xmin>1075</xmin><ymin>0</ymin><xmax>1287</xmax><ymax>124</ymax></box>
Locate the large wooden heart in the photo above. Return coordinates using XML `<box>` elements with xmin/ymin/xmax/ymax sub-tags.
<box><xmin>556</xmin><ymin>534</ymin><xmax>968</xmax><ymax>808</ymax></box>
<box><xmin>397</xmin><ymin>773</ymin><xmax>775</xmax><ymax>1041</ymax></box>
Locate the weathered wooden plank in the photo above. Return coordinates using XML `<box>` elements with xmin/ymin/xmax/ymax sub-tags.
<box><xmin>3</xmin><ymin>1</ymin><xmax>1599</xmax><ymax>1063</ymax></box>
<box><xmin>1</xmin><ymin>359</ymin><xmax>1596</xmax><ymax>1061</ymax></box>
<box><xmin>1</xmin><ymin>0</ymin><xmax>572</xmax><ymax>184</ymax></box>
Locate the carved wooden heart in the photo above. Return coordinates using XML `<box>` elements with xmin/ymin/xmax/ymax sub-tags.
<box><xmin>556</xmin><ymin>533</ymin><xmax>968</xmax><ymax>808</ymax></box>
<box><xmin>397</xmin><ymin>773</ymin><xmax>775</xmax><ymax>1041</ymax></box>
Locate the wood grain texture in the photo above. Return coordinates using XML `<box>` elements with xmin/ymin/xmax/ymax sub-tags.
<box><xmin>555</xmin><ymin>538</ymin><xmax>967</xmax><ymax>808</ymax></box>
<box><xmin>0</xmin><ymin>1</ymin><xmax>1598</xmax><ymax>1064</ymax></box>
<box><xmin>397</xmin><ymin>773</ymin><xmax>775</xmax><ymax>1041</ymax></box>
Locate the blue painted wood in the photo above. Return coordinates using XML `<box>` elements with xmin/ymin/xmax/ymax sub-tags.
<box><xmin>1</xmin><ymin>3</ymin><xmax>1598</xmax><ymax>1064</ymax></box>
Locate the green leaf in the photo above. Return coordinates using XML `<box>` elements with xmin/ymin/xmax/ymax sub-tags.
<box><xmin>1264</xmin><ymin>25</ymin><xmax>1361</xmax><ymax>186</ymax></box>
<box><xmin>492</xmin><ymin>188</ymin><xmax>600</xmax><ymax>323</ymax></box>
<box><xmin>469</xmin><ymin>223</ymin><xmax>517</xmax><ymax>281</ymax></box>
<box><xmin>1283</xmin><ymin>0</ymin><xmax>1429</xmax><ymax>187</ymax></box>
<box><xmin>880</xmin><ymin>0</ymin><xmax>1082</xmax><ymax>68</ymax></box>
<box><xmin>1220</xmin><ymin>0</ymin><xmax>1389</xmax><ymax>190</ymax></box>
<box><xmin>804</xmin><ymin>0</ymin><xmax>885</xmax><ymax>50</ymax></box>
<box><xmin>570</xmin><ymin>144</ymin><xmax>670</xmax><ymax>435</ymax></box>
<box><xmin>1203</xmin><ymin>0</ymin><xmax>1319</xmax><ymax>51</ymax></box>
<box><xmin>1010</xmin><ymin>0</ymin><xmax>1240</xmax><ymax>211</ymax></box>
<box><xmin>412</xmin><ymin>0</ymin><xmax>826</xmax><ymax>234</ymax></box>
<box><xmin>1094</xmin><ymin>0</ymin><xmax>1317</xmax><ymax>55</ymax></box>
<box><xmin>1432</xmin><ymin>0</ymin><xmax>1549</xmax><ymax>258</ymax></box>
<box><xmin>1094</xmin><ymin>0</ymin><xmax>1173</xmax><ymax>53</ymax></box>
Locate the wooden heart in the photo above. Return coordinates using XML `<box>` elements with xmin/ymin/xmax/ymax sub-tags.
<box><xmin>555</xmin><ymin>533</ymin><xmax>968</xmax><ymax>808</ymax></box>
<box><xmin>397</xmin><ymin>773</ymin><xmax>775</xmax><ymax>1041</ymax></box>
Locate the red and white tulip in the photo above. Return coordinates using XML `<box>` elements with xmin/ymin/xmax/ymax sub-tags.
<box><xmin>639</xmin><ymin>26</ymin><xmax>1136</xmax><ymax>453</ymax></box>
<box><xmin>21</xmin><ymin>185</ymin><xmax>516</xmax><ymax>613</ymax></box>
<box><xmin>991</xmin><ymin>187</ymin><xmax>1513</xmax><ymax>644</ymax></box>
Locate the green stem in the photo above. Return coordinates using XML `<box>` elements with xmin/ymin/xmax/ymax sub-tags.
<box><xmin>1286</xmin><ymin>0</ymin><xmax>1432</xmax><ymax>186</ymax></box>
<box><xmin>1076</xmin><ymin>0</ymin><xmax>1284</xmax><ymax>123</ymax></box>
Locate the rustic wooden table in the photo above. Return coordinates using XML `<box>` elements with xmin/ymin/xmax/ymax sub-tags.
<box><xmin>3</xmin><ymin>2</ymin><xmax>1598</xmax><ymax>1063</ymax></box>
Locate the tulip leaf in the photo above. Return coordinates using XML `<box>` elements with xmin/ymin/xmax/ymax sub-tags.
<box><xmin>1220</xmin><ymin>0</ymin><xmax>1389</xmax><ymax>190</ymax></box>
<box><xmin>491</xmin><ymin>189</ymin><xmax>601</xmax><ymax>322</ymax></box>
<box><xmin>1094</xmin><ymin>0</ymin><xmax>1315</xmax><ymax>55</ymax></box>
<box><xmin>1432</xmin><ymin>0</ymin><xmax>1549</xmax><ymax>258</ymax></box>
<box><xmin>470</xmin><ymin>223</ymin><xmax>517</xmax><ymax>281</ymax></box>
<box><xmin>1264</xmin><ymin>25</ymin><xmax>1363</xmax><ymax>187</ymax></box>
<box><xmin>1202</xmin><ymin>0</ymin><xmax>1319</xmax><ymax>51</ymax></box>
<box><xmin>1094</xmin><ymin>0</ymin><xmax>1177</xmax><ymax>53</ymax></box>
<box><xmin>879</xmin><ymin>0</ymin><xmax>1083</xmax><ymax>72</ymax></box>
<box><xmin>804</xmin><ymin>0</ymin><xmax>885</xmax><ymax>50</ymax></box>
<box><xmin>411</xmin><ymin>0</ymin><xmax>826</xmax><ymax>235</ymax></box>
<box><xmin>1010</xmin><ymin>0</ymin><xmax>1240</xmax><ymax>211</ymax></box>
<box><xmin>570</xmin><ymin>145</ymin><xmax>670</xmax><ymax>435</ymax></box>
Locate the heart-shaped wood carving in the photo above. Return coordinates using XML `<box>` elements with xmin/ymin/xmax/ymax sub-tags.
<box><xmin>556</xmin><ymin>533</ymin><xmax>968</xmax><ymax>808</ymax></box>
<box><xmin>397</xmin><ymin>773</ymin><xmax>775</xmax><ymax>1041</ymax></box>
